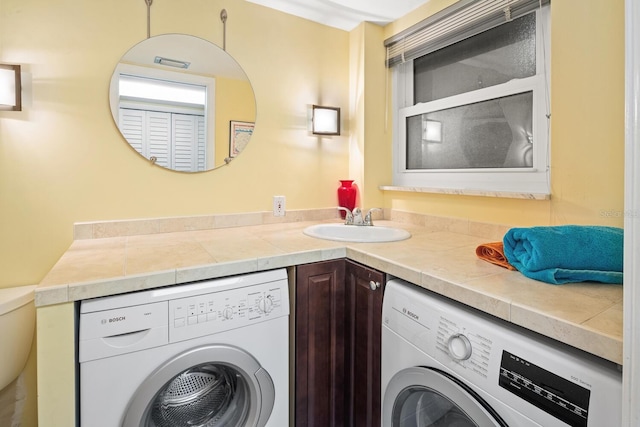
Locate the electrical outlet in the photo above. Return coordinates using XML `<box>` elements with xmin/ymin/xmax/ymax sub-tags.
<box><xmin>273</xmin><ymin>196</ymin><xmax>286</xmax><ymax>217</ymax></box>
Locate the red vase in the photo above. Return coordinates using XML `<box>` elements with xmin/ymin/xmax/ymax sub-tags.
<box><xmin>337</xmin><ymin>180</ymin><xmax>357</xmax><ymax>219</ymax></box>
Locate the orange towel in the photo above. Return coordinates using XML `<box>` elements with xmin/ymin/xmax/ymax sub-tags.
<box><xmin>475</xmin><ymin>242</ymin><xmax>516</xmax><ymax>271</ymax></box>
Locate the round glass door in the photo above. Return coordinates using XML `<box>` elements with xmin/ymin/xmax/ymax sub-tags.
<box><xmin>393</xmin><ymin>385</ymin><xmax>478</xmax><ymax>427</ymax></box>
<box><xmin>383</xmin><ymin>367</ymin><xmax>506</xmax><ymax>427</ymax></box>
<box><xmin>148</xmin><ymin>362</ymin><xmax>248</xmax><ymax>426</ymax></box>
<box><xmin>122</xmin><ymin>345</ymin><xmax>274</xmax><ymax>427</ymax></box>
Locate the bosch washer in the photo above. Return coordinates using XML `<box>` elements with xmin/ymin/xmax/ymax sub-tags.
<box><xmin>79</xmin><ymin>269</ymin><xmax>289</xmax><ymax>427</ymax></box>
<box><xmin>382</xmin><ymin>278</ymin><xmax>622</xmax><ymax>427</ymax></box>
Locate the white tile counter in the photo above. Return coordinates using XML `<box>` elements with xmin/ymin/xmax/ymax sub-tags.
<box><xmin>34</xmin><ymin>211</ymin><xmax>623</xmax><ymax>427</ymax></box>
<box><xmin>37</xmin><ymin>211</ymin><xmax>623</xmax><ymax>365</ymax></box>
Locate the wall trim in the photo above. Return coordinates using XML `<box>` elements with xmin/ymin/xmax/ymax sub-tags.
<box><xmin>623</xmin><ymin>0</ymin><xmax>640</xmax><ymax>424</ymax></box>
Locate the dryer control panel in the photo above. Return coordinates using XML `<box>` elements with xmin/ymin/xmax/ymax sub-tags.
<box><xmin>169</xmin><ymin>281</ymin><xmax>286</xmax><ymax>343</ymax></box>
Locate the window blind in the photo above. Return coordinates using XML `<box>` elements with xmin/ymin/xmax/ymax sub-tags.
<box><xmin>385</xmin><ymin>0</ymin><xmax>549</xmax><ymax>68</ymax></box>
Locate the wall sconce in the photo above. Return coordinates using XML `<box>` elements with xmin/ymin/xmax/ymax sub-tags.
<box><xmin>422</xmin><ymin>118</ymin><xmax>442</xmax><ymax>143</ymax></box>
<box><xmin>0</xmin><ymin>64</ymin><xmax>22</xmax><ymax>111</ymax></box>
<box><xmin>312</xmin><ymin>105</ymin><xmax>340</xmax><ymax>135</ymax></box>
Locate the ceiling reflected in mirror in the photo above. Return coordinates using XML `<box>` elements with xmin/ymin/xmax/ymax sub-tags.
<box><xmin>109</xmin><ymin>34</ymin><xmax>256</xmax><ymax>172</ymax></box>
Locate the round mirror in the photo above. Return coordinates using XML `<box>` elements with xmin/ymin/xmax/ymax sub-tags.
<box><xmin>109</xmin><ymin>34</ymin><xmax>256</xmax><ymax>172</ymax></box>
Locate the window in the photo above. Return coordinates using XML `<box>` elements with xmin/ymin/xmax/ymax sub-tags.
<box><xmin>119</xmin><ymin>75</ymin><xmax>207</xmax><ymax>106</ymax></box>
<box><xmin>390</xmin><ymin>5</ymin><xmax>550</xmax><ymax>196</ymax></box>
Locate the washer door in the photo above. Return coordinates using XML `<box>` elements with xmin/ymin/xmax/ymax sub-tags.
<box><xmin>383</xmin><ymin>367</ymin><xmax>508</xmax><ymax>427</ymax></box>
<box><xmin>122</xmin><ymin>345</ymin><xmax>274</xmax><ymax>427</ymax></box>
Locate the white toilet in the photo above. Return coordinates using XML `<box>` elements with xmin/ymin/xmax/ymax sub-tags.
<box><xmin>0</xmin><ymin>285</ymin><xmax>37</xmax><ymax>391</ymax></box>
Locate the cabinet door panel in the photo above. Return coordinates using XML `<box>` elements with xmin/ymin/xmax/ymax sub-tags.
<box><xmin>296</xmin><ymin>260</ymin><xmax>346</xmax><ymax>427</ymax></box>
<box><xmin>346</xmin><ymin>260</ymin><xmax>384</xmax><ymax>427</ymax></box>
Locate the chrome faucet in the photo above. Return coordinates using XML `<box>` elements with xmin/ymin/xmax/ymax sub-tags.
<box><xmin>337</xmin><ymin>207</ymin><xmax>382</xmax><ymax>226</ymax></box>
<box><xmin>337</xmin><ymin>207</ymin><xmax>354</xmax><ymax>224</ymax></box>
<box><xmin>364</xmin><ymin>208</ymin><xmax>382</xmax><ymax>226</ymax></box>
<box><xmin>352</xmin><ymin>207</ymin><xmax>364</xmax><ymax>225</ymax></box>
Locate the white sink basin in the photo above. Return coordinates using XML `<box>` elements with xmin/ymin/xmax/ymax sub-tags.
<box><xmin>303</xmin><ymin>223</ymin><xmax>411</xmax><ymax>243</ymax></box>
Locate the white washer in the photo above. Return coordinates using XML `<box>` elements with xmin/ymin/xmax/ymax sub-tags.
<box><xmin>382</xmin><ymin>279</ymin><xmax>622</xmax><ymax>427</ymax></box>
<box><xmin>79</xmin><ymin>269</ymin><xmax>289</xmax><ymax>427</ymax></box>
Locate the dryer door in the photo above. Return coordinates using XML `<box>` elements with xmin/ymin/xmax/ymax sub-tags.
<box><xmin>383</xmin><ymin>367</ymin><xmax>508</xmax><ymax>427</ymax></box>
<box><xmin>122</xmin><ymin>345</ymin><xmax>274</xmax><ymax>427</ymax></box>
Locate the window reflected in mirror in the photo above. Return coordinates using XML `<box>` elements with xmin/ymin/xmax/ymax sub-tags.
<box><xmin>118</xmin><ymin>75</ymin><xmax>208</xmax><ymax>171</ymax></box>
<box><xmin>109</xmin><ymin>34</ymin><xmax>256</xmax><ymax>172</ymax></box>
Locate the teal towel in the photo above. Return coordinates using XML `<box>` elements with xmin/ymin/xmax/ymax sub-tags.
<box><xmin>503</xmin><ymin>225</ymin><xmax>623</xmax><ymax>285</ymax></box>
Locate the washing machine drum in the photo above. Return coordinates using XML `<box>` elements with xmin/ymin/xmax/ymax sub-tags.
<box><xmin>122</xmin><ymin>345</ymin><xmax>275</xmax><ymax>427</ymax></box>
<box><xmin>150</xmin><ymin>363</ymin><xmax>245</xmax><ymax>426</ymax></box>
<box><xmin>383</xmin><ymin>367</ymin><xmax>507</xmax><ymax>427</ymax></box>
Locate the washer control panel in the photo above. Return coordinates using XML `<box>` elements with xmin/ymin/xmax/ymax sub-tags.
<box><xmin>435</xmin><ymin>315</ymin><xmax>493</xmax><ymax>379</ymax></box>
<box><xmin>382</xmin><ymin>281</ymin><xmax>494</xmax><ymax>383</ymax></box>
<box><xmin>169</xmin><ymin>282</ymin><xmax>286</xmax><ymax>343</ymax></box>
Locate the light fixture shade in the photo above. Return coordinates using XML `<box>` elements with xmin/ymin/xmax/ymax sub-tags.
<box><xmin>312</xmin><ymin>105</ymin><xmax>340</xmax><ymax>135</ymax></box>
<box><xmin>422</xmin><ymin>119</ymin><xmax>442</xmax><ymax>143</ymax></box>
<box><xmin>0</xmin><ymin>64</ymin><xmax>21</xmax><ymax>111</ymax></box>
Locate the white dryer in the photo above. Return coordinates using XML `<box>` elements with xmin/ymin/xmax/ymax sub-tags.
<box><xmin>79</xmin><ymin>269</ymin><xmax>289</xmax><ymax>427</ymax></box>
<box><xmin>382</xmin><ymin>278</ymin><xmax>622</xmax><ymax>427</ymax></box>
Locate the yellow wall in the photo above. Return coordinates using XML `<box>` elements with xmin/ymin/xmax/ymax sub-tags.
<box><xmin>380</xmin><ymin>0</ymin><xmax>625</xmax><ymax>228</ymax></box>
<box><xmin>0</xmin><ymin>0</ymin><xmax>351</xmax><ymax>289</ymax></box>
<box><xmin>3</xmin><ymin>0</ymin><xmax>623</xmax><ymax>289</ymax></box>
<box><xmin>349</xmin><ymin>22</ymin><xmax>389</xmax><ymax>210</ymax></box>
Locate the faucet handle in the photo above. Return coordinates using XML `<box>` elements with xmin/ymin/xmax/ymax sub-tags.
<box><xmin>337</xmin><ymin>207</ymin><xmax>354</xmax><ymax>224</ymax></box>
<box><xmin>364</xmin><ymin>208</ymin><xmax>382</xmax><ymax>226</ymax></box>
<box><xmin>351</xmin><ymin>207</ymin><xmax>364</xmax><ymax>225</ymax></box>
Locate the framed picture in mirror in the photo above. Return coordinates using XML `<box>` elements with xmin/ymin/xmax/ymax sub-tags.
<box><xmin>230</xmin><ymin>121</ymin><xmax>254</xmax><ymax>158</ymax></box>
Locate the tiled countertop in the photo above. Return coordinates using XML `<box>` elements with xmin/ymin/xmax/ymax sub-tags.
<box><xmin>37</xmin><ymin>215</ymin><xmax>623</xmax><ymax>365</ymax></box>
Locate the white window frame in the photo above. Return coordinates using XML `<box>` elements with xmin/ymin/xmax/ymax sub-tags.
<box><xmin>392</xmin><ymin>7</ymin><xmax>551</xmax><ymax>196</ymax></box>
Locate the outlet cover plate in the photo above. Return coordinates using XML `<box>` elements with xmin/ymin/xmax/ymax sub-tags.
<box><xmin>273</xmin><ymin>196</ymin><xmax>286</xmax><ymax>216</ymax></box>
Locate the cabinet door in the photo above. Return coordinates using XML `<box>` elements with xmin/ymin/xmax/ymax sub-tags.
<box><xmin>296</xmin><ymin>260</ymin><xmax>346</xmax><ymax>427</ymax></box>
<box><xmin>345</xmin><ymin>260</ymin><xmax>385</xmax><ymax>427</ymax></box>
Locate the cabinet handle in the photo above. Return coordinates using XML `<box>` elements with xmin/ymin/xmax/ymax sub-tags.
<box><xmin>369</xmin><ymin>281</ymin><xmax>380</xmax><ymax>291</ymax></box>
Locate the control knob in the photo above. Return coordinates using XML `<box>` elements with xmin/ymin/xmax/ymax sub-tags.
<box><xmin>222</xmin><ymin>307</ymin><xmax>234</xmax><ymax>320</ymax></box>
<box><xmin>447</xmin><ymin>333</ymin><xmax>472</xmax><ymax>361</ymax></box>
<box><xmin>257</xmin><ymin>296</ymin><xmax>274</xmax><ymax>314</ymax></box>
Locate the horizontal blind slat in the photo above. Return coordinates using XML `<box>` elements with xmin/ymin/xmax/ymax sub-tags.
<box><xmin>385</xmin><ymin>0</ymin><xmax>547</xmax><ymax>68</ymax></box>
<box><xmin>388</xmin><ymin>2</ymin><xmax>507</xmax><ymax>58</ymax></box>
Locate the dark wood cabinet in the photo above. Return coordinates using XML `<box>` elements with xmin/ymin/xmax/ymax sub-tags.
<box><xmin>295</xmin><ymin>259</ymin><xmax>385</xmax><ymax>427</ymax></box>
<box><xmin>345</xmin><ymin>260</ymin><xmax>384</xmax><ymax>427</ymax></box>
<box><xmin>295</xmin><ymin>260</ymin><xmax>346</xmax><ymax>427</ymax></box>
